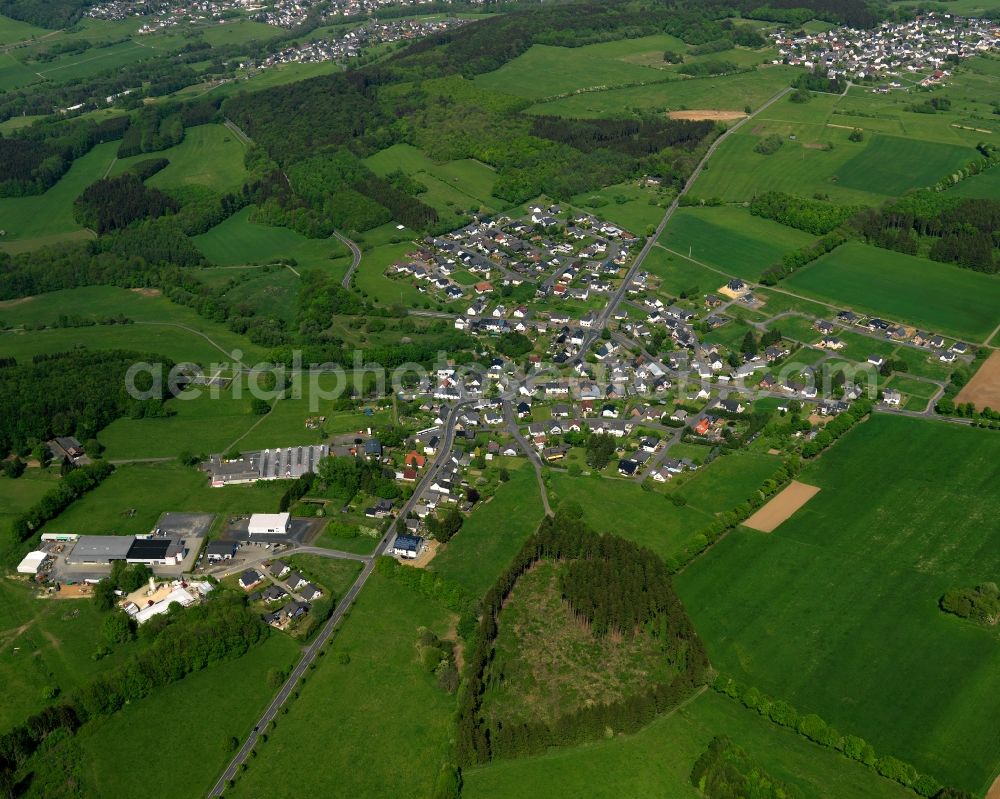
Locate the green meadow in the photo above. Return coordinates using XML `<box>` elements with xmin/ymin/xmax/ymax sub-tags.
<box><xmin>112</xmin><ymin>123</ymin><xmax>248</xmax><ymax>193</ymax></box>
<box><xmin>660</xmin><ymin>206</ymin><xmax>816</xmax><ymax>282</ymax></box>
<box><xmin>676</xmin><ymin>415</ymin><xmax>1000</xmax><ymax>793</ymax></box>
<box><xmin>784</xmin><ymin>242</ymin><xmax>1000</xmax><ymax>343</ymax></box>
<box><xmin>545</xmin><ymin>451</ymin><xmax>782</xmax><ymax>563</ymax></box>
<box><xmin>474</xmin><ymin>35</ymin><xmax>691</xmax><ymax>100</ymax></box>
<box><xmin>464</xmin><ymin>689</ymin><xmax>912</xmax><ymax>799</ymax></box>
<box><xmin>40</xmin><ymin>462</ymin><xmax>288</xmax><ymax>537</ymax></box>
<box><xmin>0</xmin><ymin>578</ymin><xmax>150</xmax><ymax>732</ymax></box>
<box><xmin>194</xmin><ymin>206</ymin><xmax>351</xmax><ymax>271</ymax></box>
<box><xmin>431</xmin><ymin>465</ymin><xmax>545</xmax><ymax>597</ymax></box>
<box><xmin>363</xmin><ymin>142</ymin><xmax>508</xmax><ymax>213</ymax></box>
<box><xmin>643</xmin><ymin>245</ymin><xmax>729</xmax><ymax>297</ymax></box>
<box><xmin>226</xmin><ymin>573</ymin><xmax>455</xmax><ymax>799</ymax></box>
<box><xmin>79</xmin><ymin>633</ymin><xmax>299</xmax><ymax>799</ymax></box>
<box><xmin>33</xmin><ymin>39</ymin><xmax>153</xmax><ymax>83</ymax></box>
<box><xmin>526</xmin><ymin>67</ymin><xmax>797</xmax><ymax>118</ymax></box>
<box><xmin>0</xmin><ymin>13</ymin><xmax>47</xmax><ymax>44</ymax></box>
<box><xmin>0</xmin><ymin>286</ymin><xmax>267</xmax><ymax>365</ymax></box>
<box><xmin>0</xmin><ymin>140</ymin><xmax>115</xmax><ymax>247</ymax></box>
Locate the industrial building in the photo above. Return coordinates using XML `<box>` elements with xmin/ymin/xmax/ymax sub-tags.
<box><xmin>203</xmin><ymin>445</ymin><xmax>330</xmax><ymax>487</ymax></box>
<box><xmin>66</xmin><ymin>535</ymin><xmax>187</xmax><ymax>566</ymax></box>
<box><xmin>248</xmin><ymin>513</ymin><xmax>291</xmax><ymax>536</ymax></box>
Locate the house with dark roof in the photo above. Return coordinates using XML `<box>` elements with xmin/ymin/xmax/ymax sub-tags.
<box><xmin>239</xmin><ymin>570</ymin><xmax>264</xmax><ymax>591</ymax></box>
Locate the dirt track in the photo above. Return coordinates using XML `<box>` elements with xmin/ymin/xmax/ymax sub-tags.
<box><xmin>986</xmin><ymin>774</ymin><xmax>1000</xmax><ymax>799</ymax></box>
<box><xmin>955</xmin><ymin>350</ymin><xmax>1000</xmax><ymax>411</ymax></box>
<box><xmin>668</xmin><ymin>110</ymin><xmax>747</xmax><ymax>121</ymax></box>
<box><xmin>744</xmin><ymin>481</ymin><xmax>821</xmax><ymax>533</ymax></box>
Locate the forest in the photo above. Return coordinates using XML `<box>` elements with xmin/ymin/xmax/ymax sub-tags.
<box><xmin>749</xmin><ymin>191</ymin><xmax>863</xmax><ymax>235</ymax></box>
<box><xmin>0</xmin><ymin>116</ymin><xmax>129</xmax><ymax>197</ymax></box>
<box><xmin>0</xmin><ymin>0</ymin><xmax>90</xmax><ymax>27</ymax></box>
<box><xmin>74</xmin><ymin>174</ymin><xmax>178</xmax><ymax>234</ymax></box>
<box><xmin>852</xmin><ymin>192</ymin><xmax>1000</xmax><ymax>273</ymax></box>
<box><xmin>0</xmin><ymin>350</ymin><xmax>174</xmax><ymax>458</ymax></box>
<box><xmin>456</xmin><ymin>507</ymin><xmax>709</xmax><ymax>765</ymax></box>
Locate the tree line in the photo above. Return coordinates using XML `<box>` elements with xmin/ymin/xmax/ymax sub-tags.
<box><xmin>713</xmin><ymin>676</ymin><xmax>963</xmax><ymax>797</ymax></box>
<box><xmin>0</xmin><ymin>591</ymin><xmax>268</xmax><ymax>792</ymax></box>
<box><xmin>456</xmin><ymin>508</ymin><xmax>709</xmax><ymax>766</ymax></box>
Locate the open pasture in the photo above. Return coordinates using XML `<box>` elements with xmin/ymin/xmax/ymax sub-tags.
<box><xmin>660</xmin><ymin>206</ymin><xmax>816</xmax><ymax>282</ymax></box>
<box><xmin>783</xmin><ymin>242</ymin><xmax>1000</xmax><ymax>343</ymax></box>
<box><xmin>474</xmin><ymin>35</ymin><xmax>690</xmax><ymax>100</ymax></box>
<box><xmin>525</xmin><ymin>66</ymin><xmax>797</xmax><ymax>119</ymax></box>
<box><xmin>0</xmin><ymin>140</ymin><xmax>116</xmax><ymax>247</ymax></box>
<box><xmin>363</xmin><ymin>143</ymin><xmax>507</xmax><ymax>212</ymax></box>
<box><xmin>0</xmin><ymin>285</ymin><xmax>267</xmax><ymax>365</ymax></box>
<box><xmin>112</xmin><ymin>123</ymin><xmax>248</xmax><ymax>194</ymax></box>
<box><xmin>834</xmin><ymin>134</ymin><xmax>972</xmax><ymax>196</ymax></box>
<box><xmin>226</xmin><ymin>573</ymin><xmax>455</xmax><ymax>799</ymax></box>
<box><xmin>464</xmin><ymin>689</ymin><xmax>913</xmax><ymax>799</ymax></box>
<box><xmin>0</xmin><ymin>13</ymin><xmax>47</xmax><ymax>44</ymax></box>
<box><xmin>431</xmin><ymin>465</ymin><xmax>544</xmax><ymax>597</ymax></box>
<box><xmin>676</xmin><ymin>414</ymin><xmax>1000</xmax><ymax>793</ymax></box>
<box><xmin>0</xmin><ymin>578</ymin><xmax>150</xmax><ymax>733</ymax></box>
<box><xmin>33</xmin><ymin>39</ymin><xmax>152</xmax><ymax>83</ymax></box>
<box><xmin>79</xmin><ymin>633</ymin><xmax>299</xmax><ymax>799</ymax></box>
<box><xmin>643</xmin><ymin>245</ymin><xmax>727</xmax><ymax>298</ymax></box>
<box><xmin>194</xmin><ymin>207</ymin><xmax>350</xmax><ymax>271</ymax></box>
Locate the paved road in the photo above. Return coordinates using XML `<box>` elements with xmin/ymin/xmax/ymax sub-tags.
<box><xmin>502</xmin><ymin>400</ymin><xmax>553</xmax><ymax>516</ymax></box>
<box><xmin>580</xmin><ymin>85</ymin><xmax>793</xmax><ymax>355</ymax></box>
<box><xmin>336</xmin><ymin>232</ymin><xmax>363</xmax><ymax>288</ymax></box>
<box><xmin>208</xmin><ymin>399</ymin><xmax>472</xmax><ymax>796</ymax></box>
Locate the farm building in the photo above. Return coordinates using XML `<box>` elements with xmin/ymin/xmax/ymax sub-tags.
<box><xmin>248</xmin><ymin>513</ymin><xmax>291</xmax><ymax>536</ymax></box>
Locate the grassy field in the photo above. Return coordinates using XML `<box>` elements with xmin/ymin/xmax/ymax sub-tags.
<box><xmin>545</xmin><ymin>452</ymin><xmax>782</xmax><ymax>563</ymax></box>
<box><xmin>431</xmin><ymin>465</ymin><xmax>544</xmax><ymax>597</ymax></box>
<box><xmin>40</xmin><ymin>462</ymin><xmax>288</xmax><ymax>537</ymax></box>
<box><xmin>79</xmin><ymin>633</ymin><xmax>299</xmax><ymax>798</ymax></box>
<box><xmin>643</xmin><ymin>245</ymin><xmax>729</xmax><ymax>298</ymax></box>
<box><xmin>474</xmin><ymin>35</ymin><xmax>691</xmax><ymax>100</ymax></box>
<box><xmin>363</xmin><ymin>143</ymin><xmax>509</xmax><ymax>213</ymax></box>
<box><xmin>112</xmin><ymin>123</ymin><xmax>248</xmax><ymax>194</ymax></box>
<box><xmin>0</xmin><ymin>140</ymin><xmax>115</xmax><ymax>247</ymax></box>
<box><xmin>33</xmin><ymin>39</ymin><xmax>153</xmax><ymax>83</ymax></box>
<box><xmin>227</xmin><ymin>573</ymin><xmax>455</xmax><ymax>799</ymax></box>
<box><xmin>285</xmin><ymin>554</ymin><xmax>362</xmax><ymax>600</ymax></box>
<box><xmin>676</xmin><ymin>415</ymin><xmax>1000</xmax><ymax>793</ymax></box>
<box><xmin>526</xmin><ymin>67</ymin><xmax>797</xmax><ymax>119</ymax></box>
<box><xmin>834</xmin><ymin>134</ymin><xmax>973</xmax><ymax>196</ymax></box>
<box><xmin>0</xmin><ymin>468</ymin><xmax>59</xmax><ymax>542</ymax></box>
<box><xmin>194</xmin><ymin>207</ymin><xmax>351</xmax><ymax>271</ymax></box>
<box><xmin>0</xmin><ymin>13</ymin><xmax>47</xmax><ymax>44</ymax></box>
<box><xmin>464</xmin><ymin>689</ymin><xmax>913</xmax><ymax>799</ymax></box>
<box><xmin>0</xmin><ymin>285</ymin><xmax>268</xmax><ymax>364</ymax></box>
<box><xmin>0</xmin><ymin>578</ymin><xmax>149</xmax><ymax>733</ymax></box>
<box><xmin>660</xmin><ymin>206</ymin><xmax>816</xmax><ymax>282</ymax></box>
<box><xmin>947</xmin><ymin>167</ymin><xmax>1000</xmax><ymax>200</ymax></box>
<box><xmin>783</xmin><ymin>242</ymin><xmax>1000</xmax><ymax>343</ymax></box>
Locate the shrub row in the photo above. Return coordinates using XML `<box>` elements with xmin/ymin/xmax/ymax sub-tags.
<box><xmin>712</xmin><ymin>676</ymin><xmax>962</xmax><ymax>798</ymax></box>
